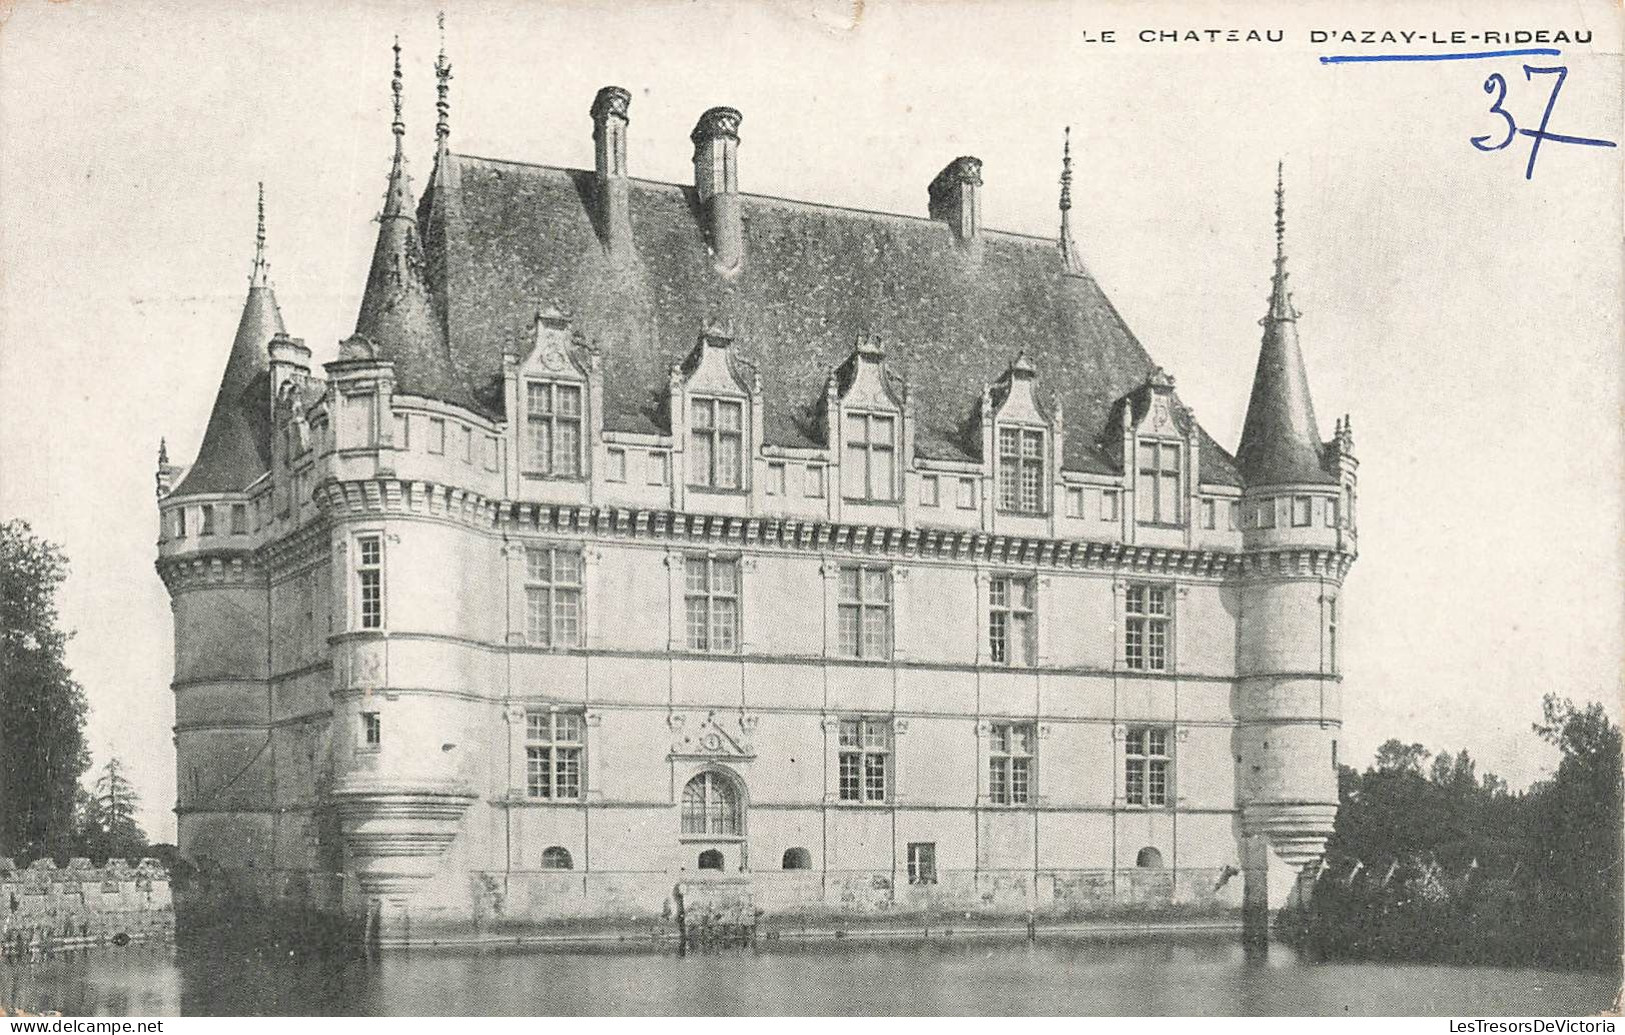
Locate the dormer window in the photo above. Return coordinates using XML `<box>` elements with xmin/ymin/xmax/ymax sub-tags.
<box><xmin>1136</xmin><ymin>441</ymin><xmax>1183</xmax><ymax>525</ymax></box>
<box><xmin>843</xmin><ymin>412</ymin><xmax>897</xmax><ymax>502</ymax></box>
<box><xmin>689</xmin><ymin>397</ymin><xmax>744</xmax><ymax>490</ymax></box>
<box><xmin>342</xmin><ymin>392</ymin><xmax>376</xmax><ymax>448</ymax></box>
<box><xmin>525</xmin><ymin>381</ymin><xmax>584</xmax><ymax>478</ymax></box>
<box><xmin>997</xmin><ymin>426</ymin><xmax>1046</xmax><ymax>514</ymax></box>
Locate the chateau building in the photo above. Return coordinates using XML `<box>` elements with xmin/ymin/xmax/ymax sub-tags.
<box><xmin>155</xmin><ymin>41</ymin><xmax>1358</xmax><ymax>942</ymax></box>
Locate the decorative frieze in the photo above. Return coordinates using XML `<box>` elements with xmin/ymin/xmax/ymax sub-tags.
<box><xmin>290</xmin><ymin>474</ymin><xmax>1356</xmax><ymax>585</ymax></box>
<box><xmin>154</xmin><ymin>553</ymin><xmax>266</xmax><ymax>592</ymax></box>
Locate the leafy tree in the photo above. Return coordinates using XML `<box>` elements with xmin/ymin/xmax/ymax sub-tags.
<box><xmin>0</xmin><ymin>519</ymin><xmax>90</xmax><ymax>858</ymax></box>
<box><xmin>1312</xmin><ymin>699</ymin><xmax>1620</xmax><ymax>968</ymax></box>
<box><xmin>1529</xmin><ymin>695</ymin><xmax>1622</xmax><ymax>963</ymax></box>
<box><xmin>1374</xmin><ymin>739</ymin><xmax>1429</xmax><ymax>775</ymax></box>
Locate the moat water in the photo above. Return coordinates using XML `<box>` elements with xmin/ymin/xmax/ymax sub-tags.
<box><xmin>3</xmin><ymin>932</ymin><xmax>1617</xmax><ymax>1016</ymax></box>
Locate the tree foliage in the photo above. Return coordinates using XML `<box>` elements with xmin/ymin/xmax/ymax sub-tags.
<box><xmin>78</xmin><ymin>756</ymin><xmax>149</xmax><ymax>861</ymax></box>
<box><xmin>0</xmin><ymin>518</ymin><xmax>90</xmax><ymax>858</ymax></box>
<box><xmin>1310</xmin><ymin>698</ymin><xmax>1623</xmax><ymax>969</ymax></box>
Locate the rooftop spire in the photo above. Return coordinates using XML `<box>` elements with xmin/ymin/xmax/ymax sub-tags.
<box><xmin>391</xmin><ymin>36</ymin><xmax>405</xmax><ymax>140</ymax></box>
<box><xmin>1236</xmin><ymin>161</ymin><xmax>1333</xmax><ymax>487</ymax></box>
<box><xmin>434</xmin><ymin>12</ymin><xmax>452</xmax><ymax>148</ymax></box>
<box><xmin>1058</xmin><ymin>127</ymin><xmax>1083</xmax><ymax>273</ymax></box>
<box><xmin>381</xmin><ymin>36</ymin><xmax>412</xmax><ymax>218</ymax></box>
<box><xmin>349</xmin><ymin>35</ymin><xmax>474</xmax><ymax>411</ymax></box>
<box><xmin>249</xmin><ymin>182</ymin><xmax>269</xmax><ymax>287</ymax></box>
<box><xmin>1268</xmin><ymin>160</ymin><xmax>1297</xmax><ymax>321</ymax></box>
<box><xmin>1059</xmin><ymin>127</ymin><xmax>1073</xmax><ymax>213</ymax></box>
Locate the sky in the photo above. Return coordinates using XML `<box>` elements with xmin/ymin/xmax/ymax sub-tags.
<box><xmin>1</xmin><ymin>0</ymin><xmax>1620</xmax><ymax>842</ymax></box>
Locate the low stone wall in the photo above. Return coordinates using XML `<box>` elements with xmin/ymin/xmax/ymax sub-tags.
<box><xmin>442</xmin><ymin>864</ymin><xmax>1244</xmax><ymax>943</ymax></box>
<box><xmin>172</xmin><ymin>862</ymin><xmax>1245</xmax><ymax>945</ymax></box>
<box><xmin>0</xmin><ymin>857</ymin><xmax>174</xmax><ymax>955</ymax></box>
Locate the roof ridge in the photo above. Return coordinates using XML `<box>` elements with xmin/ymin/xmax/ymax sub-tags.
<box><xmin>448</xmin><ymin>151</ymin><xmax>1076</xmax><ymax>247</ymax></box>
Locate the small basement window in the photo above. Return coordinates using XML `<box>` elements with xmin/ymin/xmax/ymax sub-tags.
<box><xmin>1136</xmin><ymin>847</ymin><xmax>1164</xmax><ymax>869</ymax></box>
<box><xmin>907</xmin><ymin>842</ymin><xmax>937</xmax><ymax>885</ymax></box>
<box><xmin>697</xmin><ymin>849</ymin><xmax>725</xmax><ymax>871</ymax></box>
<box><xmin>782</xmin><ymin>847</ymin><xmax>812</xmax><ymax>870</ymax></box>
<box><xmin>541</xmin><ymin>846</ymin><xmax>573</xmax><ymax>870</ymax></box>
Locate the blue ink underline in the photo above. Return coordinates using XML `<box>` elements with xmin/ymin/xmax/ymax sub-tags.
<box><xmin>1319</xmin><ymin>47</ymin><xmax>1561</xmax><ymax>65</ymax></box>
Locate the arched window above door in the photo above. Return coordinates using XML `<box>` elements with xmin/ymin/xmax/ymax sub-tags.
<box><xmin>681</xmin><ymin>770</ymin><xmax>741</xmax><ymax>836</ymax></box>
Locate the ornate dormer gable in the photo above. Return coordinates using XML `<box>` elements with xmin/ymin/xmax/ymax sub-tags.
<box><xmin>326</xmin><ymin>333</ymin><xmax>398</xmax><ymax>452</ymax></box>
<box><xmin>827</xmin><ymin>333</ymin><xmax>909</xmax><ymax>504</ymax></box>
<box><xmin>1121</xmin><ymin>366</ymin><xmax>1199</xmax><ymax>528</ymax></box>
<box><xmin>518</xmin><ymin>304</ymin><xmax>595</xmax><ymax>381</ymax></box>
<box><xmin>984</xmin><ymin>352</ymin><xmax>1062</xmax><ymax>516</ymax></box>
<box><xmin>671</xmin><ymin>320</ymin><xmax>760</xmax><ymax>493</ymax></box>
<box><xmin>509</xmin><ymin>305</ymin><xmax>599</xmax><ymax>480</ymax></box>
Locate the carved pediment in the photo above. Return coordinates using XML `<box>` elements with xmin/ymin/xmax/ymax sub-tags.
<box><xmin>831</xmin><ymin>333</ymin><xmax>906</xmax><ymax>411</ymax></box>
<box><xmin>1126</xmin><ymin>367</ymin><xmax>1193</xmax><ymax>439</ymax></box>
<box><xmin>518</xmin><ymin>305</ymin><xmax>593</xmax><ymax>380</ymax></box>
<box><xmin>989</xmin><ymin>351</ymin><xmax>1054</xmax><ymax>426</ymax></box>
<box><xmin>675</xmin><ymin>321</ymin><xmax>758</xmax><ymax>398</ymax></box>
<box><xmin>668</xmin><ymin>709</ymin><xmax>757</xmax><ymax>760</ymax></box>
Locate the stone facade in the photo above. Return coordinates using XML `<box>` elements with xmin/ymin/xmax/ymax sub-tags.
<box><xmin>154</xmin><ymin>58</ymin><xmax>1358</xmax><ymax>944</ymax></box>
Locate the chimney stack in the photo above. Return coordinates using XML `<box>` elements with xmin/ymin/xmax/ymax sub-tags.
<box><xmin>928</xmin><ymin>156</ymin><xmax>983</xmax><ymax>242</ymax></box>
<box><xmin>691</xmin><ymin>106</ymin><xmax>744</xmax><ymax>272</ymax></box>
<box><xmin>591</xmin><ymin>86</ymin><xmax>633</xmax><ymax>259</ymax></box>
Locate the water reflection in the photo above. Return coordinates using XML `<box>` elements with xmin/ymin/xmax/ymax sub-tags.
<box><xmin>4</xmin><ymin>933</ymin><xmax>1617</xmax><ymax>1017</ymax></box>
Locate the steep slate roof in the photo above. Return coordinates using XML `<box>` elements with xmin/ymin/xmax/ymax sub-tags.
<box><xmin>170</xmin><ymin>278</ymin><xmax>283</xmax><ymax>498</ymax></box>
<box><xmin>348</xmin><ymin>44</ymin><xmax>477</xmax><ymax>411</ymax></box>
<box><xmin>413</xmin><ymin>152</ymin><xmax>1243</xmax><ymax>486</ymax></box>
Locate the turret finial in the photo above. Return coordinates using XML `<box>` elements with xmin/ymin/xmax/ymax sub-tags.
<box><xmin>158</xmin><ymin>437</ymin><xmax>169</xmax><ymax>466</ymax></box>
<box><xmin>249</xmin><ymin>181</ymin><xmax>269</xmax><ymax>287</ymax></box>
<box><xmin>1275</xmin><ymin>160</ymin><xmax>1285</xmax><ymax>262</ymax></box>
<box><xmin>1060</xmin><ymin>126</ymin><xmax>1073</xmax><ymax>213</ymax></box>
<box><xmin>435</xmin><ymin>12</ymin><xmax>452</xmax><ymax>146</ymax></box>
<box><xmin>1267</xmin><ymin>160</ymin><xmax>1298</xmax><ymax>321</ymax></box>
<box><xmin>391</xmin><ymin>36</ymin><xmax>405</xmax><ymax>143</ymax></box>
<box><xmin>378</xmin><ymin>37</ymin><xmax>413</xmax><ymax>219</ymax></box>
<box><xmin>1058</xmin><ymin>126</ymin><xmax>1083</xmax><ymax>273</ymax></box>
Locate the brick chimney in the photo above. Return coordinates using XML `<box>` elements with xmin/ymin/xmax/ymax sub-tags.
<box><xmin>591</xmin><ymin>86</ymin><xmax>633</xmax><ymax>259</ymax></box>
<box><xmin>928</xmin><ymin>156</ymin><xmax>983</xmax><ymax>242</ymax></box>
<box><xmin>691</xmin><ymin>106</ymin><xmax>744</xmax><ymax>272</ymax></box>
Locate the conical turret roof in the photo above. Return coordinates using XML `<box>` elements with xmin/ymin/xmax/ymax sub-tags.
<box><xmin>170</xmin><ymin>186</ymin><xmax>283</xmax><ymax>498</ymax></box>
<box><xmin>1235</xmin><ymin>165</ymin><xmax>1335</xmax><ymax>486</ymax></box>
<box><xmin>348</xmin><ymin>38</ymin><xmax>475</xmax><ymax>409</ymax></box>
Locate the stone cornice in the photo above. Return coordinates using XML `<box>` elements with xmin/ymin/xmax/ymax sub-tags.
<box><xmin>259</xmin><ymin>519</ymin><xmax>330</xmax><ymax>574</ymax></box>
<box><xmin>155</xmin><ymin>552</ymin><xmax>267</xmax><ymax>593</ymax></box>
<box><xmin>305</xmin><ymin>476</ymin><xmax>1356</xmax><ymax>584</ymax></box>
